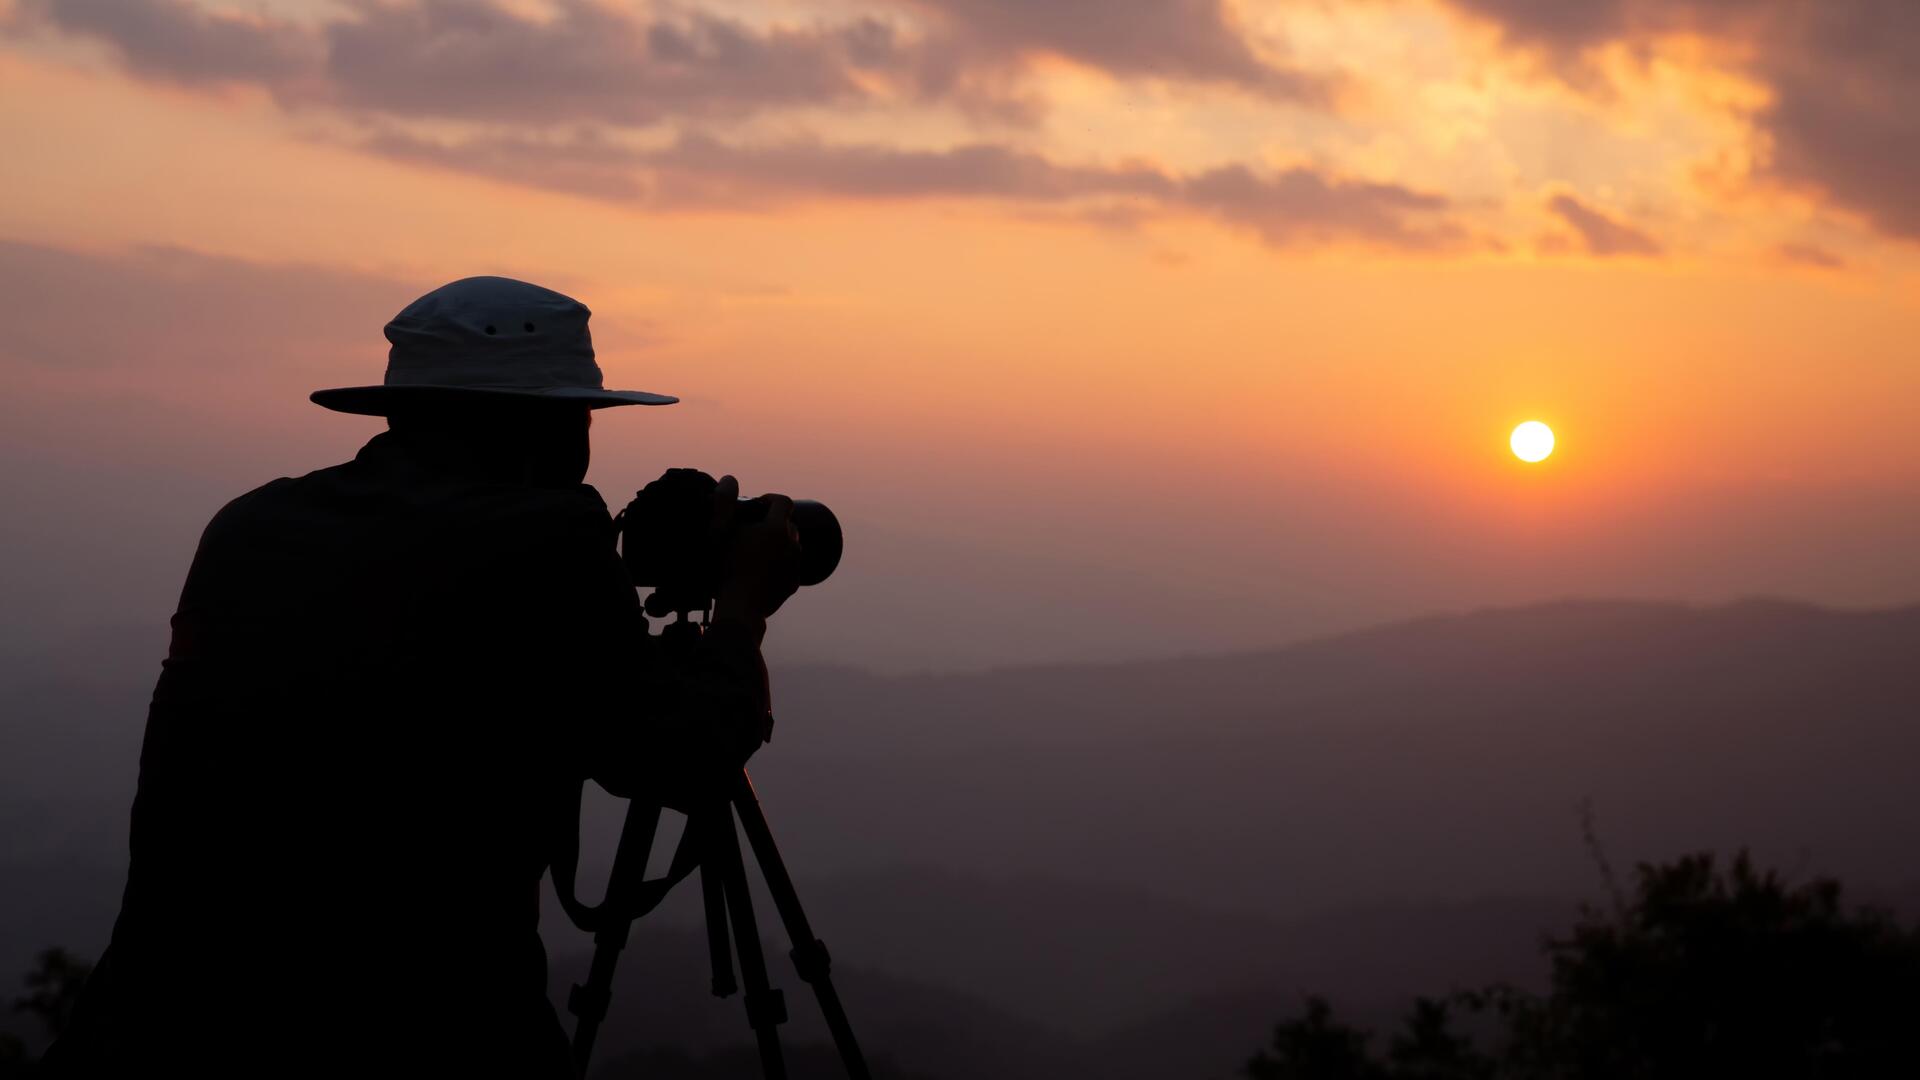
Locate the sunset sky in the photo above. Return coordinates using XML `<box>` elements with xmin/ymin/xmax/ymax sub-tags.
<box><xmin>2</xmin><ymin>0</ymin><xmax>1916</xmax><ymax>671</ymax></box>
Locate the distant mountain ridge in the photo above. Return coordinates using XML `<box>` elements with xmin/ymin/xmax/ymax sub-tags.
<box><xmin>747</xmin><ymin>596</ymin><xmax>1920</xmax><ymax>932</ymax></box>
<box><xmin>770</xmin><ymin>597</ymin><xmax>1920</xmax><ymax>749</ymax></box>
<box><xmin>5</xmin><ymin>597</ymin><xmax>1917</xmax><ymax>1070</ymax></box>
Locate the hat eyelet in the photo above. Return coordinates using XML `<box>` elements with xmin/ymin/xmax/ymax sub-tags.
<box><xmin>524</xmin><ymin>321</ymin><xmax>536</xmax><ymax>333</ymax></box>
<box><xmin>483</xmin><ymin>324</ymin><xmax>497</xmax><ymax>335</ymax></box>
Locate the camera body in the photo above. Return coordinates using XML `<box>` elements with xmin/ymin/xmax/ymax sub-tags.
<box><xmin>618</xmin><ymin>468</ymin><xmax>842</xmax><ymax>610</ymax></box>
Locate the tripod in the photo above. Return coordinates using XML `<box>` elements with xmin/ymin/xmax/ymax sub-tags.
<box><xmin>561</xmin><ymin>620</ymin><xmax>871</xmax><ymax>1080</ymax></box>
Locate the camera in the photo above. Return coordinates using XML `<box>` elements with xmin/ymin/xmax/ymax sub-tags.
<box><xmin>618</xmin><ymin>468</ymin><xmax>842</xmax><ymax>608</ymax></box>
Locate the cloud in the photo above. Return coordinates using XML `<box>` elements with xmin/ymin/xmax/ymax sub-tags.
<box><xmin>1775</xmin><ymin>242</ymin><xmax>1844</xmax><ymax>270</ymax></box>
<box><xmin>3</xmin><ymin>0</ymin><xmax>1376</xmax><ymax>250</ymax></box>
<box><xmin>1441</xmin><ymin>0</ymin><xmax>1782</xmax><ymax>56</ymax></box>
<box><xmin>1756</xmin><ymin>2</ymin><xmax>1920</xmax><ymax>240</ymax></box>
<box><xmin>356</xmin><ymin>125</ymin><xmax>652</xmax><ymax>201</ymax></box>
<box><xmin>11</xmin><ymin>0</ymin><xmax>1334</xmax><ymax>126</ymax></box>
<box><xmin>1183</xmin><ymin>164</ymin><xmax>1462</xmax><ymax>250</ymax></box>
<box><xmin>319</xmin><ymin>0</ymin><xmax>910</xmax><ymax>125</ymax></box>
<box><xmin>12</xmin><ymin>0</ymin><xmax>919</xmax><ymax>122</ymax></box>
<box><xmin>14</xmin><ymin>0</ymin><xmax>319</xmax><ymax>85</ymax></box>
<box><xmin>0</xmin><ymin>238</ymin><xmax>411</xmax><ymax>374</ymax></box>
<box><xmin>1437</xmin><ymin>0</ymin><xmax>1920</xmax><ymax>242</ymax></box>
<box><xmin>357</xmin><ymin>128</ymin><xmax>1463</xmax><ymax>252</ymax></box>
<box><xmin>642</xmin><ymin>133</ymin><xmax>1176</xmax><ymax>203</ymax></box>
<box><xmin>905</xmin><ymin>0</ymin><xmax>1334</xmax><ymax>103</ymax></box>
<box><xmin>1546</xmin><ymin>194</ymin><xmax>1662</xmax><ymax>257</ymax></box>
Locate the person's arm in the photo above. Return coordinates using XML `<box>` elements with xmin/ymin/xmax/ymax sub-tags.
<box><xmin>526</xmin><ymin>480</ymin><xmax>798</xmax><ymax>804</ymax></box>
<box><xmin>610</xmin><ymin>479</ymin><xmax>802</xmax><ymax>804</ymax></box>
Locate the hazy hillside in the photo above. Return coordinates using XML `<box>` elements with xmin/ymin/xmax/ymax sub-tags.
<box><xmin>546</xmin><ymin>882</ymin><xmax>1566</xmax><ymax>1080</ymax></box>
<box><xmin>5</xmin><ymin>599</ymin><xmax>1918</xmax><ymax>1069</ymax></box>
<box><xmin>772</xmin><ymin>598</ymin><xmax>1920</xmax><ymax>751</ymax></box>
<box><xmin>747</xmin><ymin>599</ymin><xmax>1920</xmax><ymax>917</ymax></box>
<box><xmin>544</xmin><ymin>916</ymin><xmax>1078</xmax><ymax>1080</ymax></box>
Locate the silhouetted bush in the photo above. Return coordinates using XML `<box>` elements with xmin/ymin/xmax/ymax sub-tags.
<box><xmin>12</xmin><ymin>949</ymin><xmax>90</xmax><ymax>1043</ymax></box>
<box><xmin>1</xmin><ymin>948</ymin><xmax>94</xmax><ymax>1076</ymax></box>
<box><xmin>1244</xmin><ymin>996</ymin><xmax>1390</xmax><ymax>1080</ymax></box>
<box><xmin>1247</xmin><ymin>851</ymin><xmax>1920</xmax><ymax>1079</ymax></box>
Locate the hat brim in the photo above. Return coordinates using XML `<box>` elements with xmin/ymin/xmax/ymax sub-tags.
<box><xmin>310</xmin><ymin>384</ymin><xmax>678</xmax><ymax>417</ymax></box>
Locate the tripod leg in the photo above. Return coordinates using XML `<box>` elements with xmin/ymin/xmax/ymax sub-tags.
<box><xmin>570</xmin><ymin>800</ymin><xmax>662</xmax><ymax>1077</ymax></box>
<box><xmin>732</xmin><ymin>772</ymin><xmax>873</xmax><ymax>1080</ymax></box>
<box><xmin>708</xmin><ymin>803</ymin><xmax>790</xmax><ymax>1080</ymax></box>
<box><xmin>699</xmin><ymin>811</ymin><xmax>737</xmax><ymax>998</ymax></box>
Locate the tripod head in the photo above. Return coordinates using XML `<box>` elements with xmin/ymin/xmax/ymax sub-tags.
<box><xmin>655</xmin><ymin>607</ymin><xmax>709</xmax><ymax>651</ymax></box>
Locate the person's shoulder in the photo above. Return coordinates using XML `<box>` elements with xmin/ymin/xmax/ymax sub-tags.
<box><xmin>199</xmin><ymin>469</ymin><xmax>326</xmax><ymax>537</ymax></box>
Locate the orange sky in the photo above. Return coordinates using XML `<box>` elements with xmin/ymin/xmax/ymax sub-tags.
<box><xmin>1</xmin><ymin>0</ymin><xmax>1916</xmax><ymax>670</ymax></box>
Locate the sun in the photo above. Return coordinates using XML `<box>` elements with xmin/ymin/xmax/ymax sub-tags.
<box><xmin>1510</xmin><ymin>421</ymin><xmax>1555</xmax><ymax>463</ymax></box>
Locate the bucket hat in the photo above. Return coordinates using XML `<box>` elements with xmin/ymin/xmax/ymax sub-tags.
<box><xmin>311</xmin><ymin>276</ymin><xmax>677</xmax><ymax>415</ymax></box>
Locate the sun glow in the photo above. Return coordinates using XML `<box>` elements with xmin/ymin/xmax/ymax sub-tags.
<box><xmin>1511</xmin><ymin>421</ymin><xmax>1555</xmax><ymax>463</ymax></box>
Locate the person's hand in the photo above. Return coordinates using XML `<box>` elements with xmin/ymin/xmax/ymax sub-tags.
<box><xmin>710</xmin><ymin>475</ymin><xmax>802</xmax><ymax>625</ymax></box>
<box><xmin>655</xmin><ymin>693</ymin><xmax>770</xmax><ymax>812</ymax></box>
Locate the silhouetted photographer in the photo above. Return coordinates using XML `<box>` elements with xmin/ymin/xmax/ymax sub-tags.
<box><xmin>47</xmin><ymin>278</ymin><xmax>845</xmax><ymax>1077</ymax></box>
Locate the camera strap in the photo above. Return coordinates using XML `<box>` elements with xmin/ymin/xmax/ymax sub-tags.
<box><xmin>548</xmin><ymin>777</ymin><xmax>706</xmax><ymax>931</ymax></box>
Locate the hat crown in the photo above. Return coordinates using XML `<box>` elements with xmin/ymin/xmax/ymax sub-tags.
<box><xmin>382</xmin><ymin>276</ymin><xmax>606</xmax><ymax>392</ymax></box>
<box><xmin>310</xmin><ymin>275</ymin><xmax>676</xmax><ymax>415</ymax></box>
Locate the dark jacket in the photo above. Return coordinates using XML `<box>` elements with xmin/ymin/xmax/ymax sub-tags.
<box><xmin>49</xmin><ymin>431</ymin><xmax>761</xmax><ymax>1076</ymax></box>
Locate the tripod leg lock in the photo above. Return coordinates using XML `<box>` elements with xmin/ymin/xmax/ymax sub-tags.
<box><xmin>789</xmin><ymin>938</ymin><xmax>833</xmax><ymax>983</ymax></box>
<box><xmin>744</xmin><ymin>987</ymin><xmax>788</xmax><ymax>1029</ymax></box>
<box><xmin>568</xmin><ymin>982</ymin><xmax>611</xmax><ymax>1024</ymax></box>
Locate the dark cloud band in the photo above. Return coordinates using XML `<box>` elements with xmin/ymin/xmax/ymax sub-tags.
<box><xmin>904</xmin><ymin>0</ymin><xmax>1334</xmax><ymax>102</ymax></box>
<box><xmin>11</xmin><ymin>0</ymin><xmax>1334</xmax><ymax>125</ymax></box>
<box><xmin>1547</xmin><ymin>195</ymin><xmax>1662</xmax><ymax>258</ymax></box>
<box><xmin>359</xmin><ymin>128</ymin><xmax>1467</xmax><ymax>252</ymax></box>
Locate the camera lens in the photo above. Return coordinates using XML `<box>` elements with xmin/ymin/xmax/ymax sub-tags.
<box><xmin>790</xmin><ymin>500</ymin><xmax>842</xmax><ymax>587</ymax></box>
